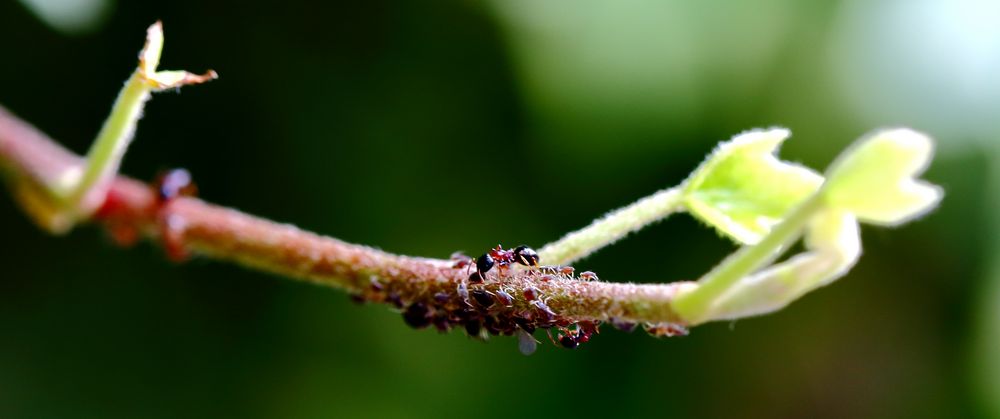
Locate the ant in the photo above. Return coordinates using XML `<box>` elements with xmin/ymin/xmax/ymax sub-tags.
<box><xmin>475</xmin><ymin>244</ymin><xmax>540</xmax><ymax>281</ymax></box>
<box><xmin>551</xmin><ymin>321</ymin><xmax>600</xmax><ymax>349</ymax></box>
<box><xmin>452</xmin><ymin>245</ymin><xmax>540</xmax><ymax>282</ymax></box>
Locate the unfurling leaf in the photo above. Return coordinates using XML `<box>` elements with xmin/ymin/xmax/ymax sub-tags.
<box><xmin>823</xmin><ymin>128</ymin><xmax>943</xmax><ymax>225</ymax></box>
<box><xmin>683</xmin><ymin>128</ymin><xmax>823</xmax><ymax>245</ymax></box>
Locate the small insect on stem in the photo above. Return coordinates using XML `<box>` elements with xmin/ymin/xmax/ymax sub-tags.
<box><xmin>403</xmin><ymin>302</ymin><xmax>432</xmax><ymax>329</ymax></box>
<box><xmin>517</xmin><ymin>328</ymin><xmax>539</xmax><ymax>355</ymax></box>
<box><xmin>471</xmin><ymin>244</ymin><xmax>540</xmax><ymax>282</ymax></box>
<box><xmin>495</xmin><ymin>289</ymin><xmax>514</xmax><ymax>306</ymax></box>
<box><xmin>151</xmin><ymin>168</ymin><xmax>198</xmax><ymax>262</ymax></box>
<box><xmin>450</xmin><ymin>252</ymin><xmax>472</xmax><ymax>269</ymax></box>
<box><xmin>523</xmin><ymin>286</ymin><xmax>539</xmax><ymax>301</ymax></box>
<box><xmin>551</xmin><ymin>321</ymin><xmax>601</xmax><ymax>349</ymax></box>
<box><xmin>153</xmin><ymin>168</ymin><xmax>197</xmax><ymax>202</ymax></box>
<box><xmin>471</xmin><ymin>289</ymin><xmax>495</xmax><ymax>308</ymax></box>
<box><xmin>644</xmin><ymin>322</ymin><xmax>689</xmax><ymax>338</ymax></box>
<box><xmin>456</xmin><ymin>281</ymin><xmax>470</xmax><ymax>305</ymax></box>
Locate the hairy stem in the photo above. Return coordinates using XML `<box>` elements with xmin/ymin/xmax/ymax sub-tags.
<box><xmin>0</xmin><ymin>104</ymin><xmax>692</xmax><ymax>325</ymax></box>
<box><xmin>62</xmin><ymin>71</ymin><xmax>150</xmax><ymax>215</ymax></box>
<box><xmin>538</xmin><ymin>186</ymin><xmax>685</xmax><ymax>265</ymax></box>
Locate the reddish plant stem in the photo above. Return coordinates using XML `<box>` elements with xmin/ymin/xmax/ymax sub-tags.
<box><xmin>0</xmin><ymin>104</ymin><xmax>690</xmax><ymax>325</ymax></box>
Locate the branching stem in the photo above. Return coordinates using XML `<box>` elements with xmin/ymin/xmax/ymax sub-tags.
<box><xmin>538</xmin><ymin>186</ymin><xmax>685</xmax><ymax>265</ymax></box>
<box><xmin>0</xmin><ymin>104</ymin><xmax>692</xmax><ymax>326</ymax></box>
<box><xmin>62</xmin><ymin>71</ymin><xmax>150</xmax><ymax>213</ymax></box>
<box><xmin>671</xmin><ymin>194</ymin><xmax>824</xmax><ymax>322</ymax></box>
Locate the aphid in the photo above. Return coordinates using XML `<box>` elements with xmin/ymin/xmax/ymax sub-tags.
<box><xmin>497</xmin><ymin>317</ymin><xmax>517</xmax><ymax>336</ymax></box>
<box><xmin>513</xmin><ymin>316</ymin><xmax>536</xmax><ymax>334</ymax></box>
<box><xmin>517</xmin><ymin>328</ymin><xmax>538</xmax><ymax>356</ymax></box>
<box><xmin>578</xmin><ymin>320</ymin><xmax>600</xmax><ymax>337</ymax></box>
<box><xmin>431</xmin><ymin>312</ymin><xmax>451</xmax><ymax>332</ymax></box>
<box><xmin>402</xmin><ymin>302</ymin><xmax>431</xmax><ymax>329</ymax></box>
<box><xmin>495</xmin><ymin>289</ymin><xmax>514</xmax><ymax>306</ymax></box>
<box><xmin>465</xmin><ymin>319</ymin><xmax>482</xmax><ymax>337</ymax></box>
<box><xmin>153</xmin><ymin>168</ymin><xmax>198</xmax><ymax>202</ymax></box>
<box><xmin>456</xmin><ymin>281</ymin><xmax>470</xmax><ymax>304</ymax></box>
<box><xmin>433</xmin><ymin>292</ymin><xmax>451</xmax><ymax>305</ymax></box>
<box><xmin>386</xmin><ymin>291</ymin><xmax>404</xmax><ymax>309</ymax></box>
<box><xmin>539</xmin><ymin>274</ymin><xmax>555</xmax><ymax>282</ymax></box>
<box><xmin>473</xmin><ymin>244</ymin><xmax>540</xmax><ymax>281</ymax></box>
<box><xmin>645</xmin><ymin>322</ymin><xmax>689</xmax><ymax>337</ymax></box>
<box><xmin>579</xmin><ymin>271</ymin><xmax>599</xmax><ymax>281</ymax></box>
<box><xmin>468</xmin><ymin>272</ymin><xmax>484</xmax><ymax>284</ymax></box>
<box><xmin>530</xmin><ymin>299</ymin><xmax>557</xmax><ymax>324</ymax></box>
<box><xmin>523</xmin><ymin>286</ymin><xmax>539</xmax><ymax>301</ymax></box>
<box><xmin>450</xmin><ymin>252</ymin><xmax>473</xmax><ymax>269</ymax></box>
<box><xmin>471</xmin><ymin>289</ymin><xmax>494</xmax><ymax>308</ymax></box>
<box><xmin>369</xmin><ymin>277</ymin><xmax>384</xmax><ymax>293</ymax></box>
<box><xmin>537</xmin><ymin>265</ymin><xmax>574</xmax><ymax>277</ymax></box>
<box><xmin>483</xmin><ymin>316</ymin><xmax>501</xmax><ymax>336</ymax></box>
<box><xmin>609</xmin><ymin>318</ymin><xmax>638</xmax><ymax>333</ymax></box>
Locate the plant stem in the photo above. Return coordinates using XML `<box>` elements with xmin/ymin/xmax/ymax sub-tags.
<box><xmin>0</xmin><ymin>104</ymin><xmax>691</xmax><ymax>326</ymax></box>
<box><xmin>670</xmin><ymin>194</ymin><xmax>824</xmax><ymax>324</ymax></box>
<box><xmin>62</xmin><ymin>71</ymin><xmax>151</xmax><ymax>214</ymax></box>
<box><xmin>538</xmin><ymin>186</ymin><xmax>685</xmax><ymax>265</ymax></box>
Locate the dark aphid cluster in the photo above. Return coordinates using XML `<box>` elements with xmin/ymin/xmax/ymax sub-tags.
<box><xmin>350</xmin><ymin>246</ymin><xmax>686</xmax><ymax>355</ymax></box>
<box><xmin>349</xmin><ymin>269</ymin><xmax>603</xmax><ymax>354</ymax></box>
<box><xmin>454</xmin><ymin>244</ymin><xmax>540</xmax><ymax>283</ymax></box>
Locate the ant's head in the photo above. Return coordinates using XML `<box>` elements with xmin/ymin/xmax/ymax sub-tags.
<box><xmin>476</xmin><ymin>253</ymin><xmax>495</xmax><ymax>274</ymax></box>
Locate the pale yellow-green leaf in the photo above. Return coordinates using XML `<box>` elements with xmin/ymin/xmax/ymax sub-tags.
<box><xmin>683</xmin><ymin>128</ymin><xmax>823</xmax><ymax>244</ymax></box>
<box><xmin>823</xmin><ymin>128</ymin><xmax>943</xmax><ymax>225</ymax></box>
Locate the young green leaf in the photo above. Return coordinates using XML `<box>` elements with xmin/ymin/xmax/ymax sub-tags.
<box><xmin>822</xmin><ymin>128</ymin><xmax>943</xmax><ymax>225</ymax></box>
<box><xmin>682</xmin><ymin>128</ymin><xmax>823</xmax><ymax>245</ymax></box>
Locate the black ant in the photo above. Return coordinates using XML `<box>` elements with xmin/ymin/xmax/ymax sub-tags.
<box><xmin>551</xmin><ymin>321</ymin><xmax>600</xmax><ymax>349</ymax></box>
<box><xmin>473</xmin><ymin>244</ymin><xmax>540</xmax><ymax>281</ymax></box>
<box><xmin>452</xmin><ymin>245</ymin><xmax>540</xmax><ymax>282</ymax></box>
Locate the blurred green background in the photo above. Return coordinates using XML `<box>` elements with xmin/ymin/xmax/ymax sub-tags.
<box><xmin>1</xmin><ymin>1</ymin><xmax>997</xmax><ymax>418</ymax></box>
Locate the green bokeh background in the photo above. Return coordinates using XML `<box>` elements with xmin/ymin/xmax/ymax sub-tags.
<box><xmin>1</xmin><ymin>1</ymin><xmax>996</xmax><ymax>418</ymax></box>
